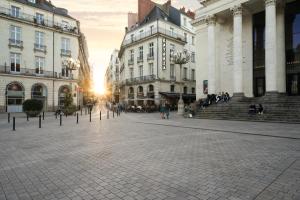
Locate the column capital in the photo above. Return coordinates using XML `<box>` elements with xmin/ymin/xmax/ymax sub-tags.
<box><xmin>206</xmin><ymin>15</ymin><xmax>216</xmax><ymax>26</ymax></box>
<box><xmin>231</xmin><ymin>4</ymin><xmax>243</xmax><ymax>16</ymax></box>
<box><xmin>265</xmin><ymin>0</ymin><xmax>277</xmax><ymax>7</ymax></box>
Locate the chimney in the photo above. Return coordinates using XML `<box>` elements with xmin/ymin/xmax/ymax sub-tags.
<box><xmin>138</xmin><ymin>0</ymin><xmax>155</xmax><ymax>23</ymax></box>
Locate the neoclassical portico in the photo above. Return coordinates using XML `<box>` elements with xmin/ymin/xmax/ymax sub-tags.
<box><xmin>193</xmin><ymin>0</ymin><xmax>300</xmax><ymax>99</ymax></box>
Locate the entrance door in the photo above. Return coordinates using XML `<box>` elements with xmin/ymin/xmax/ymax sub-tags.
<box><xmin>254</xmin><ymin>77</ymin><xmax>265</xmax><ymax>97</ymax></box>
<box><xmin>6</xmin><ymin>82</ymin><xmax>24</xmax><ymax>113</ymax></box>
<box><xmin>287</xmin><ymin>74</ymin><xmax>300</xmax><ymax>95</ymax></box>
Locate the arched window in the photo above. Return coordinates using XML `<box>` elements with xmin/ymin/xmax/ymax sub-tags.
<box><xmin>148</xmin><ymin>84</ymin><xmax>154</xmax><ymax>92</ymax></box>
<box><xmin>138</xmin><ymin>86</ymin><xmax>143</xmax><ymax>93</ymax></box>
<box><xmin>32</xmin><ymin>84</ymin><xmax>47</xmax><ymax>110</ymax></box>
<box><xmin>58</xmin><ymin>85</ymin><xmax>71</xmax><ymax>107</ymax></box>
<box><xmin>128</xmin><ymin>87</ymin><xmax>134</xmax><ymax>94</ymax></box>
<box><xmin>6</xmin><ymin>82</ymin><xmax>24</xmax><ymax>112</ymax></box>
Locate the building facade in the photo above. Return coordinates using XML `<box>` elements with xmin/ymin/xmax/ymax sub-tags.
<box><xmin>193</xmin><ymin>0</ymin><xmax>300</xmax><ymax>99</ymax></box>
<box><xmin>119</xmin><ymin>0</ymin><xmax>196</xmax><ymax>107</ymax></box>
<box><xmin>0</xmin><ymin>0</ymin><xmax>85</xmax><ymax>112</ymax></box>
<box><xmin>105</xmin><ymin>49</ymin><xmax>120</xmax><ymax>103</ymax></box>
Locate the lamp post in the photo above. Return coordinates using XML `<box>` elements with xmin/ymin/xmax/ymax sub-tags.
<box><xmin>174</xmin><ymin>51</ymin><xmax>190</xmax><ymax>115</ymax></box>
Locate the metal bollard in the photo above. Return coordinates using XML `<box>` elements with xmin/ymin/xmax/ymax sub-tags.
<box><xmin>100</xmin><ymin>111</ymin><xmax>101</xmax><ymax>120</ymax></box>
<box><xmin>113</xmin><ymin>110</ymin><xmax>115</xmax><ymax>118</ymax></box>
<box><xmin>42</xmin><ymin>112</ymin><xmax>45</xmax><ymax>120</ymax></box>
<box><xmin>12</xmin><ymin>117</ymin><xmax>15</xmax><ymax>131</ymax></box>
<box><xmin>60</xmin><ymin>114</ymin><xmax>62</xmax><ymax>126</ymax></box>
<box><xmin>107</xmin><ymin>110</ymin><xmax>109</xmax><ymax>119</ymax></box>
<box><xmin>39</xmin><ymin>115</ymin><xmax>42</xmax><ymax>128</ymax></box>
<box><xmin>27</xmin><ymin>114</ymin><xmax>29</xmax><ymax>121</ymax></box>
<box><xmin>77</xmin><ymin>113</ymin><xmax>79</xmax><ymax>124</ymax></box>
<box><xmin>55</xmin><ymin>112</ymin><xmax>57</xmax><ymax>119</ymax></box>
<box><xmin>8</xmin><ymin>113</ymin><xmax>10</xmax><ymax>123</ymax></box>
<box><xmin>89</xmin><ymin>110</ymin><xmax>92</xmax><ymax>122</ymax></box>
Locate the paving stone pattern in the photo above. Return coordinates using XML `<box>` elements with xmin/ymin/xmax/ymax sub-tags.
<box><xmin>0</xmin><ymin>111</ymin><xmax>299</xmax><ymax>200</ymax></box>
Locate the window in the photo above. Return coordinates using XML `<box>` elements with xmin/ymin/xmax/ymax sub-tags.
<box><xmin>10</xmin><ymin>53</ymin><xmax>21</xmax><ymax>72</ymax></box>
<box><xmin>192</xmin><ymin>36</ymin><xmax>195</xmax><ymax>45</ymax></box>
<box><xmin>28</xmin><ymin>0</ymin><xmax>36</xmax><ymax>3</ymax></box>
<box><xmin>191</xmin><ymin>52</ymin><xmax>195</xmax><ymax>63</ymax></box>
<box><xmin>139</xmin><ymin>30</ymin><xmax>144</xmax><ymax>37</ymax></box>
<box><xmin>149</xmin><ymin>42</ymin><xmax>154</xmax><ymax>57</ymax></box>
<box><xmin>139</xmin><ymin>65</ymin><xmax>143</xmax><ymax>77</ymax></box>
<box><xmin>170</xmin><ymin>27</ymin><xmax>174</xmax><ymax>37</ymax></box>
<box><xmin>35</xmin><ymin>57</ymin><xmax>45</xmax><ymax>74</ymax></box>
<box><xmin>183</xmin><ymin>67</ymin><xmax>187</xmax><ymax>79</ymax></box>
<box><xmin>192</xmin><ymin>87</ymin><xmax>195</xmax><ymax>94</ymax></box>
<box><xmin>130</xmin><ymin>49</ymin><xmax>134</xmax><ymax>61</ymax></box>
<box><xmin>11</xmin><ymin>6</ymin><xmax>20</xmax><ymax>18</ymax></box>
<box><xmin>183</xmin><ymin>87</ymin><xmax>188</xmax><ymax>94</ymax></box>
<box><xmin>61</xmin><ymin>38</ymin><xmax>70</xmax><ymax>50</ymax></box>
<box><xmin>62</xmin><ymin>20</ymin><xmax>69</xmax><ymax>30</ymax></box>
<box><xmin>36</xmin><ymin>13</ymin><xmax>44</xmax><ymax>24</ymax></box>
<box><xmin>170</xmin><ymin>44</ymin><xmax>175</xmax><ymax>60</ymax></box>
<box><xmin>35</xmin><ymin>31</ymin><xmax>44</xmax><ymax>47</ymax></box>
<box><xmin>150</xmin><ymin>25</ymin><xmax>154</xmax><ymax>34</ymax></box>
<box><xmin>149</xmin><ymin>63</ymin><xmax>154</xmax><ymax>75</ymax></box>
<box><xmin>138</xmin><ymin>46</ymin><xmax>143</xmax><ymax>59</ymax></box>
<box><xmin>184</xmin><ymin>33</ymin><xmax>187</xmax><ymax>42</ymax></box>
<box><xmin>131</xmin><ymin>34</ymin><xmax>134</xmax><ymax>42</ymax></box>
<box><xmin>170</xmin><ymin>85</ymin><xmax>175</xmax><ymax>92</ymax></box>
<box><xmin>191</xmin><ymin>69</ymin><xmax>195</xmax><ymax>81</ymax></box>
<box><xmin>130</xmin><ymin>68</ymin><xmax>134</xmax><ymax>79</ymax></box>
<box><xmin>170</xmin><ymin>64</ymin><xmax>175</xmax><ymax>78</ymax></box>
<box><xmin>10</xmin><ymin>25</ymin><xmax>21</xmax><ymax>42</ymax></box>
<box><xmin>183</xmin><ymin>18</ymin><xmax>187</xmax><ymax>26</ymax></box>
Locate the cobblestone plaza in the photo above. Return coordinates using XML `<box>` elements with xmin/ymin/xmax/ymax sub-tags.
<box><xmin>0</xmin><ymin>112</ymin><xmax>300</xmax><ymax>200</ymax></box>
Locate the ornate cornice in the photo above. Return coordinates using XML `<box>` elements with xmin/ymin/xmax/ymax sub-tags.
<box><xmin>265</xmin><ymin>0</ymin><xmax>277</xmax><ymax>7</ymax></box>
<box><xmin>231</xmin><ymin>4</ymin><xmax>243</xmax><ymax>16</ymax></box>
<box><xmin>206</xmin><ymin>15</ymin><xmax>216</xmax><ymax>25</ymax></box>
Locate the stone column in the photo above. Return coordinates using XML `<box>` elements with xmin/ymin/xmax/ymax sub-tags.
<box><xmin>277</xmin><ymin>0</ymin><xmax>286</xmax><ymax>93</ymax></box>
<box><xmin>231</xmin><ymin>5</ymin><xmax>244</xmax><ymax>96</ymax></box>
<box><xmin>265</xmin><ymin>0</ymin><xmax>278</xmax><ymax>94</ymax></box>
<box><xmin>206</xmin><ymin>15</ymin><xmax>216</xmax><ymax>94</ymax></box>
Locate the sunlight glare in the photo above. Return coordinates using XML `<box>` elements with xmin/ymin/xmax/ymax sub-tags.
<box><xmin>92</xmin><ymin>65</ymin><xmax>106</xmax><ymax>95</ymax></box>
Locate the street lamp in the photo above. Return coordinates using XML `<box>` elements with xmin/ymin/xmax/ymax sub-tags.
<box><xmin>174</xmin><ymin>51</ymin><xmax>190</xmax><ymax>115</ymax></box>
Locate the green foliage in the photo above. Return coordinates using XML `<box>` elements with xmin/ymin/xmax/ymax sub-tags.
<box><xmin>62</xmin><ymin>91</ymin><xmax>77</xmax><ymax>115</ymax></box>
<box><xmin>23</xmin><ymin>99</ymin><xmax>43</xmax><ymax>117</ymax></box>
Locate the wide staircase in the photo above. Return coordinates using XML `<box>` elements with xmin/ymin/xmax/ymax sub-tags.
<box><xmin>194</xmin><ymin>95</ymin><xmax>300</xmax><ymax>123</ymax></box>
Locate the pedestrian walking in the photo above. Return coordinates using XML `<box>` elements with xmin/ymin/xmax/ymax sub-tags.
<box><xmin>165</xmin><ymin>101</ymin><xmax>170</xmax><ymax>119</ymax></box>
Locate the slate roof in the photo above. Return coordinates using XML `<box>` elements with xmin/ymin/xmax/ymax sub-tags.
<box><xmin>12</xmin><ymin>0</ymin><xmax>75</xmax><ymax>19</ymax></box>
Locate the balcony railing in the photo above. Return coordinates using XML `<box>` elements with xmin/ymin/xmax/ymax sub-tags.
<box><xmin>8</xmin><ymin>39</ymin><xmax>23</xmax><ymax>48</ymax></box>
<box><xmin>0</xmin><ymin>65</ymin><xmax>76</xmax><ymax>80</ymax></box>
<box><xmin>34</xmin><ymin>43</ymin><xmax>47</xmax><ymax>53</ymax></box>
<box><xmin>122</xmin><ymin>27</ymin><xmax>186</xmax><ymax>46</ymax></box>
<box><xmin>170</xmin><ymin>76</ymin><xmax>176</xmax><ymax>81</ymax></box>
<box><xmin>128</xmin><ymin>93</ymin><xmax>134</xmax><ymax>99</ymax></box>
<box><xmin>125</xmin><ymin>75</ymin><xmax>156</xmax><ymax>85</ymax></box>
<box><xmin>61</xmin><ymin>49</ymin><xmax>71</xmax><ymax>57</ymax></box>
<box><xmin>137</xmin><ymin>92</ymin><xmax>144</xmax><ymax>98</ymax></box>
<box><xmin>128</xmin><ymin>58</ymin><xmax>134</xmax><ymax>65</ymax></box>
<box><xmin>137</xmin><ymin>56</ymin><xmax>143</xmax><ymax>63</ymax></box>
<box><xmin>0</xmin><ymin>6</ymin><xmax>78</xmax><ymax>34</ymax></box>
<box><xmin>147</xmin><ymin>53</ymin><xmax>154</xmax><ymax>61</ymax></box>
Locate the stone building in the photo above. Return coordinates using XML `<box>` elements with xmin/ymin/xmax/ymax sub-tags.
<box><xmin>105</xmin><ymin>49</ymin><xmax>120</xmax><ymax>103</ymax></box>
<box><xmin>192</xmin><ymin>0</ymin><xmax>300</xmax><ymax>99</ymax></box>
<box><xmin>119</xmin><ymin>0</ymin><xmax>196</xmax><ymax>107</ymax></box>
<box><xmin>0</xmin><ymin>0</ymin><xmax>90</xmax><ymax>112</ymax></box>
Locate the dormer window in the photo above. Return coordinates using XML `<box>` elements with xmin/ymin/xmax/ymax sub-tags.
<box><xmin>28</xmin><ymin>0</ymin><xmax>36</xmax><ymax>3</ymax></box>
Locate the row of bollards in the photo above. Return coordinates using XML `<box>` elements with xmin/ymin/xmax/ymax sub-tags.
<box><xmin>8</xmin><ymin>109</ymin><xmax>122</xmax><ymax>131</ymax></box>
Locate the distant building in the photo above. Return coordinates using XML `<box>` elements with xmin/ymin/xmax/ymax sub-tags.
<box><xmin>0</xmin><ymin>0</ymin><xmax>91</xmax><ymax>112</ymax></box>
<box><xmin>105</xmin><ymin>50</ymin><xmax>120</xmax><ymax>103</ymax></box>
<box><xmin>118</xmin><ymin>0</ymin><xmax>196</xmax><ymax>107</ymax></box>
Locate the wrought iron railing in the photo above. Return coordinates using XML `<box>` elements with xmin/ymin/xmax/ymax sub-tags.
<box><xmin>8</xmin><ymin>39</ymin><xmax>23</xmax><ymax>48</ymax></box>
<box><xmin>0</xmin><ymin>6</ymin><xmax>78</xmax><ymax>34</ymax></box>
<box><xmin>34</xmin><ymin>43</ymin><xmax>47</xmax><ymax>53</ymax></box>
<box><xmin>147</xmin><ymin>53</ymin><xmax>154</xmax><ymax>60</ymax></box>
<box><xmin>125</xmin><ymin>75</ymin><xmax>156</xmax><ymax>84</ymax></box>
<box><xmin>61</xmin><ymin>49</ymin><xmax>71</xmax><ymax>57</ymax></box>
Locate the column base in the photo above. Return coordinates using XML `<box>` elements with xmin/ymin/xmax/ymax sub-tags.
<box><xmin>263</xmin><ymin>91</ymin><xmax>286</xmax><ymax>101</ymax></box>
<box><xmin>231</xmin><ymin>92</ymin><xmax>245</xmax><ymax>101</ymax></box>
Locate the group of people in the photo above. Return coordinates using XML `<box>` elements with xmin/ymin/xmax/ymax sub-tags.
<box><xmin>248</xmin><ymin>104</ymin><xmax>264</xmax><ymax>115</ymax></box>
<box><xmin>197</xmin><ymin>92</ymin><xmax>231</xmax><ymax>109</ymax></box>
<box><xmin>159</xmin><ymin>102</ymin><xmax>171</xmax><ymax>119</ymax></box>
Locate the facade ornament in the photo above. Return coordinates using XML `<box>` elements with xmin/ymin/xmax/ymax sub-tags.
<box><xmin>206</xmin><ymin>15</ymin><xmax>216</xmax><ymax>26</ymax></box>
<box><xmin>265</xmin><ymin>0</ymin><xmax>277</xmax><ymax>7</ymax></box>
<box><xmin>231</xmin><ymin>4</ymin><xmax>243</xmax><ymax>16</ymax></box>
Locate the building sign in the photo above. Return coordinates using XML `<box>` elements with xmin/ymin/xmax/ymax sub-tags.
<box><xmin>162</xmin><ymin>38</ymin><xmax>167</xmax><ymax>70</ymax></box>
<box><xmin>203</xmin><ymin>80</ymin><xmax>208</xmax><ymax>94</ymax></box>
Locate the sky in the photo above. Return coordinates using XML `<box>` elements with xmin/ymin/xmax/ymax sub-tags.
<box><xmin>51</xmin><ymin>0</ymin><xmax>200</xmax><ymax>93</ymax></box>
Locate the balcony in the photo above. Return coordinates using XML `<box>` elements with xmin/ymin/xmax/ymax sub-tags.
<box><xmin>128</xmin><ymin>93</ymin><xmax>134</xmax><ymax>99</ymax></box>
<box><xmin>125</xmin><ymin>75</ymin><xmax>156</xmax><ymax>85</ymax></box>
<box><xmin>59</xmin><ymin>72</ymin><xmax>74</xmax><ymax>80</ymax></box>
<box><xmin>0</xmin><ymin>6</ymin><xmax>78</xmax><ymax>35</ymax></box>
<box><xmin>34</xmin><ymin>43</ymin><xmax>47</xmax><ymax>53</ymax></box>
<box><xmin>122</xmin><ymin>27</ymin><xmax>186</xmax><ymax>47</ymax></box>
<box><xmin>128</xmin><ymin>58</ymin><xmax>134</xmax><ymax>65</ymax></box>
<box><xmin>8</xmin><ymin>39</ymin><xmax>23</xmax><ymax>49</ymax></box>
<box><xmin>137</xmin><ymin>92</ymin><xmax>144</xmax><ymax>99</ymax></box>
<box><xmin>61</xmin><ymin>49</ymin><xmax>71</xmax><ymax>57</ymax></box>
<box><xmin>170</xmin><ymin>76</ymin><xmax>176</xmax><ymax>82</ymax></box>
<box><xmin>137</xmin><ymin>56</ymin><xmax>143</xmax><ymax>63</ymax></box>
<box><xmin>147</xmin><ymin>54</ymin><xmax>154</xmax><ymax>61</ymax></box>
<box><xmin>0</xmin><ymin>65</ymin><xmax>54</xmax><ymax>78</ymax></box>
